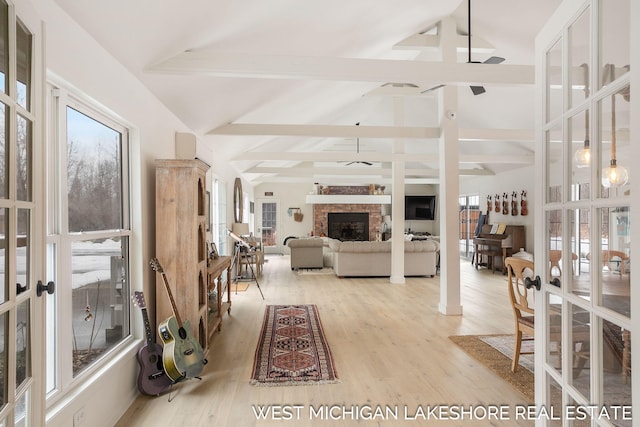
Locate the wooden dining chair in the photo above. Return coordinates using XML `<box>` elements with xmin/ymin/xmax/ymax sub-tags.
<box><xmin>505</xmin><ymin>257</ymin><xmax>535</xmax><ymax>372</ymax></box>
<box><xmin>548</xmin><ymin>250</ymin><xmax>579</xmax><ymax>277</ymax></box>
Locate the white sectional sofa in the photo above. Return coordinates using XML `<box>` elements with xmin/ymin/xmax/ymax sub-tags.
<box><xmin>329</xmin><ymin>239</ymin><xmax>439</xmax><ymax>277</ymax></box>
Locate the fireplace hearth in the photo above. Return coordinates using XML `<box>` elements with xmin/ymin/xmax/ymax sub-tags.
<box><xmin>327</xmin><ymin>212</ymin><xmax>369</xmax><ymax>241</ymax></box>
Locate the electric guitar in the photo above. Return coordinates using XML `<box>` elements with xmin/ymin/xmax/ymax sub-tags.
<box><xmin>132</xmin><ymin>291</ymin><xmax>173</xmax><ymax>395</ymax></box>
<box><xmin>150</xmin><ymin>258</ymin><xmax>207</xmax><ymax>382</ymax></box>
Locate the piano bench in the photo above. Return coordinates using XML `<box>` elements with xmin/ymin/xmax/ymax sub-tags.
<box><xmin>477</xmin><ymin>249</ymin><xmax>504</xmax><ymax>274</ymax></box>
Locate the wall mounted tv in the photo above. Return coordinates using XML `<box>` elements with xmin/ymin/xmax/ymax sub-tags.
<box><xmin>405</xmin><ymin>195</ymin><xmax>436</xmax><ymax>220</ymax></box>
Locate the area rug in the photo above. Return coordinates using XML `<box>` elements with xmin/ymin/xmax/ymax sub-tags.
<box><xmin>296</xmin><ymin>267</ymin><xmax>335</xmax><ymax>276</ymax></box>
<box><xmin>251</xmin><ymin>304</ymin><xmax>339</xmax><ymax>386</ymax></box>
<box><xmin>449</xmin><ymin>334</ymin><xmax>534</xmax><ymax>401</ymax></box>
<box><xmin>231</xmin><ymin>282</ymin><xmax>250</xmax><ymax>292</ymax></box>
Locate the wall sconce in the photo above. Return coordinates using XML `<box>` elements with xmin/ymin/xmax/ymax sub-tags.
<box><xmin>574</xmin><ymin>63</ymin><xmax>590</xmax><ymax>168</ymax></box>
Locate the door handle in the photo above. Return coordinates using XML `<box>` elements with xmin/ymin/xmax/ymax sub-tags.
<box><xmin>525</xmin><ymin>275</ymin><xmax>541</xmax><ymax>291</ymax></box>
<box><xmin>37</xmin><ymin>280</ymin><xmax>55</xmax><ymax>297</ymax></box>
<box><xmin>16</xmin><ymin>283</ymin><xmax>27</xmax><ymax>295</ymax></box>
<box><xmin>525</xmin><ymin>276</ymin><xmax>561</xmax><ymax>291</ymax></box>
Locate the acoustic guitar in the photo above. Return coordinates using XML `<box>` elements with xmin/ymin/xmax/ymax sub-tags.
<box><xmin>150</xmin><ymin>258</ymin><xmax>207</xmax><ymax>382</ymax></box>
<box><xmin>132</xmin><ymin>291</ymin><xmax>173</xmax><ymax>395</ymax></box>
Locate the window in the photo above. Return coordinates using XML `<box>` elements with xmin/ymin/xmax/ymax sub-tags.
<box><xmin>213</xmin><ymin>178</ymin><xmax>227</xmax><ymax>256</ymax></box>
<box><xmin>46</xmin><ymin>87</ymin><xmax>131</xmax><ymax>397</ymax></box>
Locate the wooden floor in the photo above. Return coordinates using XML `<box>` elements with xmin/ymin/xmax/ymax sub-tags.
<box><xmin>116</xmin><ymin>256</ymin><xmax>534</xmax><ymax>426</ymax></box>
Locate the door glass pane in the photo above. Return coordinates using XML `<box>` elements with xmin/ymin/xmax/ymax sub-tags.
<box><xmin>599</xmin><ymin>87</ymin><xmax>631</xmax><ymax>197</ymax></box>
<box><xmin>546</xmin><ymin>124</ymin><xmax>563</xmax><ymax>203</ymax></box>
<box><xmin>16</xmin><ymin>19</ymin><xmax>32</xmax><ymax>111</ymax></box>
<box><xmin>547</xmin><ymin>294</ymin><xmax>562</xmax><ymax>373</ymax></box>
<box><xmin>16</xmin><ymin>209</ymin><xmax>29</xmax><ymax>295</ymax></box>
<box><xmin>261</xmin><ymin>202</ymin><xmax>277</xmax><ymax>247</ymax></box>
<box><xmin>0</xmin><ymin>1</ymin><xmax>7</xmax><ymax>95</ymax></box>
<box><xmin>0</xmin><ymin>102</ymin><xmax>7</xmax><ymax>199</ymax></box>
<box><xmin>45</xmin><ymin>244</ymin><xmax>56</xmax><ymax>395</ymax></box>
<box><xmin>600</xmin><ymin>0</ymin><xmax>630</xmax><ymax>89</ymax></box>
<box><xmin>546</xmin><ymin>373</ymin><xmax>562</xmax><ymax>427</ymax></box>
<box><xmin>67</xmin><ymin>107</ymin><xmax>123</xmax><ymax>232</ymax></box>
<box><xmin>570</xmin><ymin>302</ymin><xmax>590</xmax><ymax>399</ymax></box>
<box><xmin>0</xmin><ymin>311</ymin><xmax>7</xmax><ymax>409</ymax></box>
<box><xmin>14</xmin><ymin>388</ymin><xmax>27</xmax><ymax>426</ymax></box>
<box><xmin>16</xmin><ymin>114</ymin><xmax>32</xmax><ymax>202</ymax></box>
<box><xmin>598</xmin><ymin>207</ymin><xmax>630</xmax><ymax>317</ymax></box>
<box><xmin>547</xmin><ymin>210</ymin><xmax>562</xmax><ymax>286</ymax></box>
<box><xmin>570</xmin><ymin>208</ymin><xmax>591</xmax><ymax>300</ymax></box>
<box><xmin>16</xmin><ymin>300</ymin><xmax>30</xmax><ymax>388</ymax></box>
<box><xmin>71</xmin><ymin>237</ymin><xmax>128</xmax><ymax>376</ymax></box>
<box><xmin>570</xmin><ymin>112</ymin><xmax>591</xmax><ymax>200</ymax></box>
<box><xmin>546</xmin><ymin>37</ymin><xmax>563</xmax><ymax>121</ymax></box>
<box><xmin>602</xmin><ymin>318</ymin><xmax>632</xmax><ymax>426</ymax></box>
<box><xmin>0</xmin><ymin>208</ymin><xmax>7</xmax><ymax>305</ymax></box>
<box><xmin>569</xmin><ymin>8</ymin><xmax>590</xmax><ymax>108</ymax></box>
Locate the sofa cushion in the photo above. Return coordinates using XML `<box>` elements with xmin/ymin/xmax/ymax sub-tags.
<box><xmin>287</xmin><ymin>238</ymin><xmax>324</xmax><ymax>248</ymax></box>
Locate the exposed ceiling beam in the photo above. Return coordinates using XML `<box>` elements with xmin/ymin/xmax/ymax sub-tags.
<box><xmin>147</xmin><ymin>51</ymin><xmax>534</xmax><ymax>86</ymax></box>
<box><xmin>245</xmin><ymin>166</ymin><xmax>494</xmax><ymax>177</ymax></box>
<box><xmin>211</xmin><ymin>123</ymin><xmax>534</xmax><ymax>141</ymax></box>
<box><xmin>233</xmin><ymin>151</ymin><xmax>534</xmax><ymax>164</ymax></box>
<box><xmin>248</xmin><ymin>175</ymin><xmax>440</xmax><ymax>185</ymax></box>
<box><xmin>209</xmin><ymin>123</ymin><xmax>440</xmax><ymax>138</ymax></box>
<box><xmin>393</xmin><ymin>33</ymin><xmax>495</xmax><ymax>54</ymax></box>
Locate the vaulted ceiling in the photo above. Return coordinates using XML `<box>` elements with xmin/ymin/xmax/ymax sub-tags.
<box><xmin>54</xmin><ymin>0</ymin><xmax>562</xmax><ymax>185</ymax></box>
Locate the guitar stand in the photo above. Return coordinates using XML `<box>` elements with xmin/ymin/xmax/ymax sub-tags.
<box><xmin>166</xmin><ymin>376</ymin><xmax>203</xmax><ymax>402</ymax></box>
<box><xmin>231</xmin><ymin>242</ymin><xmax>265</xmax><ymax>300</ymax></box>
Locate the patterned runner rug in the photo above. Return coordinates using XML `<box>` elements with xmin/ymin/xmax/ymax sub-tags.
<box><xmin>251</xmin><ymin>304</ymin><xmax>339</xmax><ymax>386</ymax></box>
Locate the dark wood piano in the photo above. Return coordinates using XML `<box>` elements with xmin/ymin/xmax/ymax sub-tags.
<box><xmin>473</xmin><ymin>224</ymin><xmax>526</xmax><ymax>273</ymax></box>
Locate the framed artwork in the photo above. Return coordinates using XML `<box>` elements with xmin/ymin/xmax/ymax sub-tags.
<box><xmin>209</xmin><ymin>242</ymin><xmax>219</xmax><ymax>259</ymax></box>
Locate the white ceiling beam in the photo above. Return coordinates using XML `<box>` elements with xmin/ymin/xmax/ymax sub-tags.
<box><xmin>211</xmin><ymin>123</ymin><xmax>534</xmax><ymax>142</ymax></box>
<box><xmin>248</xmin><ymin>175</ymin><xmax>440</xmax><ymax>185</ymax></box>
<box><xmin>393</xmin><ymin>33</ymin><xmax>495</xmax><ymax>54</ymax></box>
<box><xmin>233</xmin><ymin>151</ymin><xmax>534</xmax><ymax>164</ymax></box>
<box><xmin>147</xmin><ymin>51</ymin><xmax>534</xmax><ymax>86</ymax></box>
<box><xmin>245</xmin><ymin>166</ymin><xmax>494</xmax><ymax>177</ymax></box>
<box><xmin>458</xmin><ymin>128</ymin><xmax>534</xmax><ymax>142</ymax></box>
<box><xmin>210</xmin><ymin>123</ymin><xmax>440</xmax><ymax>139</ymax></box>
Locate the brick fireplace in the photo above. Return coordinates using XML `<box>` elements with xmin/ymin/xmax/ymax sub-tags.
<box><xmin>313</xmin><ymin>204</ymin><xmax>382</xmax><ymax>241</ymax></box>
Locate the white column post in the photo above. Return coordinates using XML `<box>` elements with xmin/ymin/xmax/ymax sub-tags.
<box><xmin>438</xmin><ymin>17</ymin><xmax>462</xmax><ymax>315</ymax></box>
<box><xmin>390</xmin><ymin>97</ymin><xmax>406</xmax><ymax>284</ymax></box>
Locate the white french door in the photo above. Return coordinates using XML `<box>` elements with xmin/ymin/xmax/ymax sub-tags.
<box><xmin>535</xmin><ymin>0</ymin><xmax>635</xmax><ymax>425</ymax></box>
<box><xmin>0</xmin><ymin>1</ymin><xmax>46</xmax><ymax>425</ymax></box>
<box><xmin>255</xmin><ymin>199</ymin><xmax>281</xmax><ymax>254</ymax></box>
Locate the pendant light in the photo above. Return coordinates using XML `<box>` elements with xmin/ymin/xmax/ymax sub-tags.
<box><xmin>601</xmin><ymin>88</ymin><xmax>629</xmax><ymax>188</ymax></box>
<box><xmin>574</xmin><ymin>63</ymin><xmax>591</xmax><ymax>167</ymax></box>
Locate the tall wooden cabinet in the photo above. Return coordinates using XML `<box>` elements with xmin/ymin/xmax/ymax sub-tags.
<box><xmin>155</xmin><ymin>159</ymin><xmax>210</xmax><ymax>351</ymax></box>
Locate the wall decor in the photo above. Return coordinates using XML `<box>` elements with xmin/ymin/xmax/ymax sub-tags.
<box><xmin>486</xmin><ymin>195</ymin><xmax>492</xmax><ymax>215</ymax></box>
<box><xmin>520</xmin><ymin>190</ymin><xmax>528</xmax><ymax>216</ymax></box>
<box><xmin>511</xmin><ymin>191</ymin><xmax>518</xmax><ymax>216</ymax></box>
<box><xmin>494</xmin><ymin>194</ymin><xmax>500</xmax><ymax>212</ymax></box>
<box><xmin>502</xmin><ymin>192</ymin><xmax>508</xmax><ymax>215</ymax></box>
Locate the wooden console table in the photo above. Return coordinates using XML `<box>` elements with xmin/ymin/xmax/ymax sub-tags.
<box><xmin>207</xmin><ymin>255</ymin><xmax>232</xmax><ymax>346</ymax></box>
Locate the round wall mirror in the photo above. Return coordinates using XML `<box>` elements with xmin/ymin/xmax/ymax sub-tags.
<box><xmin>233</xmin><ymin>178</ymin><xmax>243</xmax><ymax>223</ymax></box>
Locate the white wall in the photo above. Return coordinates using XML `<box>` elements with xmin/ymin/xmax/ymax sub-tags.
<box><xmin>460</xmin><ymin>166</ymin><xmax>536</xmax><ymax>252</ymax></box>
<box><xmin>33</xmin><ymin>1</ymin><xmax>241</xmax><ymax>426</ymax></box>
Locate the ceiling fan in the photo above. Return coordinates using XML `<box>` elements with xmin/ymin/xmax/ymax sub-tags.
<box><xmin>343</xmin><ymin>122</ymin><xmax>373</xmax><ymax>166</ymax></box>
<box><xmin>422</xmin><ymin>0</ymin><xmax>505</xmax><ymax>96</ymax></box>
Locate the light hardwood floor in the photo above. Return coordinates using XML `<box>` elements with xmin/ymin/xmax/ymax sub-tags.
<box><xmin>116</xmin><ymin>256</ymin><xmax>534</xmax><ymax>426</ymax></box>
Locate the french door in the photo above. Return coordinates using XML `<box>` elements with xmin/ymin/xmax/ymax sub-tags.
<box><xmin>535</xmin><ymin>0</ymin><xmax>635</xmax><ymax>425</ymax></box>
<box><xmin>0</xmin><ymin>1</ymin><xmax>46</xmax><ymax>425</ymax></box>
<box><xmin>255</xmin><ymin>199</ymin><xmax>280</xmax><ymax>254</ymax></box>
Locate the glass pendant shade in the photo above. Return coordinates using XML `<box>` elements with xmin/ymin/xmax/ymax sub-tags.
<box><xmin>602</xmin><ymin>160</ymin><xmax>629</xmax><ymax>188</ymax></box>
<box><xmin>574</xmin><ymin>140</ymin><xmax>591</xmax><ymax>167</ymax></box>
